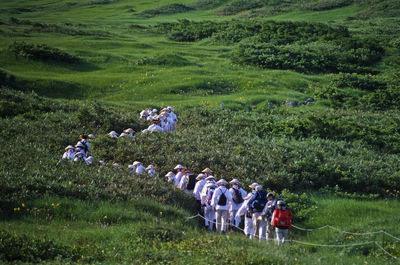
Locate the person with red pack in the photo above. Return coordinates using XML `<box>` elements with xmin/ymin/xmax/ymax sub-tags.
<box><xmin>271</xmin><ymin>200</ymin><xmax>292</xmax><ymax>245</ymax></box>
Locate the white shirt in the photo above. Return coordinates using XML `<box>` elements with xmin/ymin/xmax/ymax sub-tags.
<box><xmin>147</xmin><ymin>124</ymin><xmax>163</xmax><ymax>132</ymax></box>
<box><xmin>211</xmin><ymin>186</ymin><xmax>233</xmax><ymax>211</ymax></box>
<box><xmin>147</xmin><ymin>168</ymin><xmax>156</xmax><ymax>176</ymax></box>
<box><xmin>62</xmin><ymin>150</ymin><xmax>75</xmax><ymax>160</ymax></box>
<box><xmin>179</xmin><ymin>173</ymin><xmax>189</xmax><ymax>190</ymax></box>
<box><xmin>135</xmin><ymin>165</ymin><xmax>146</xmax><ymax>174</ymax></box>
<box><xmin>174</xmin><ymin>171</ymin><xmax>183</xmax><ymax>187</ymax></box>
<box><xmin>235</xmin><ymin>199</ymin><xmax>251</xmax><ymax>219</ymax></box>
<box><xmin>193</xmin><ymin>179</ymin><xmax>206</xmax><ymax>201</ymax></box>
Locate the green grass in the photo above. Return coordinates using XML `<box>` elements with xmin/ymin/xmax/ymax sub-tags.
<box><xmin>1</xmin><ymin>0</ymin><xmax>400</xmax><ymax>263</ymax></box>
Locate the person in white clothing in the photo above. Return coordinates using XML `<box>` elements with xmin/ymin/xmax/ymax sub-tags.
<box><xmin>235</xmin><ymin>193</ymin><xmax>255</xmax><ymax>239</ymax></box>
<box><xmin>167</xmin><ymin>106</ymin><xmax>178</xmax><ymax>131</ymax></box>
<box><xmin>146</xmin><ymin>119</ymin><xmax>163</xmax><ymax>133</ymax></box>
<box><xmin>119</xmin><ymin>132</ymin><xmax>128</xmax><ymax>138</ymax></box>
<box><xmin>174</xmin><ymin>164</ymin><xmax>184</xmax><ymax>188</ymax></box>
<box><xmin>146</xmin><ymin>164</ymin><xmax>157</xmax><ymax>176</ymax></box>
<box><xmin>73</xmin><ymin>152</ymin><xmax>84</xmax><ymax>163</ymax></box>
<box><xmin>108</xmin><ymin>131</ymin><xmax>118</xmax><ymax>138</ymax></box>
<box><xmin>211</xmin><ymin>179</ymin><xmax>233</xmax><ymax>233</ymax></box>
<box><xmin>229</xmin><ymin>179</ymin><xmax>247</xmax><ymax>228</ymax></box>
<box><xmin>193</xmin><ymin>173</ymin><xmax>206</xmax><ymax>214</ymax></box>
<box><xmin>179</xmin><ymin>169</ymin><xmax>195</xmax><ymax>195</ymax></box>
<box><xmin>62</xmin><ymin>145</ymin><xmax>75</xmax><ymax>160</ymax></box>
<box><xmin>203</xmin><ymin>182</ymin><xmax>217</xmax><ymax>230</ymax></box>
<box><xmin>165</xmin><ymin>171</ymin><xmax>175</xmax><ymax>183</ymax></box>
<box><xmin>123</xmin><ymin>128</ymin><xmax>135</xmax><ymax>137</ymax></box>
<box><xmin>132</xmin><ymin>161</ymin><xmax>145</xmax><ymax>175</ymax></box>
<box><xmin>85</xmin><ymin>156</ymin><xmax>94</xmax><ymax>165</ymax></box>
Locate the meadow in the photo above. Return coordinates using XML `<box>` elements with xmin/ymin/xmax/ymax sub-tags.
<box><xmin>1</xmin><ymin>0</ymin><xmax>400</xmax><ymax>264</ymax></box>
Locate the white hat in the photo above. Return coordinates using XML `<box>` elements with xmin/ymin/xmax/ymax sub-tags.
<box><xmin>146</xmin><ymin>164</ymin><xmax>155</xmax><ymax>170</ymax></box>
<box><xmin>196</xmin><ymin>173</ymin><xmax>206</xmax><ymax>180</ymax></box>
<box><xmin>205</xmin><ymin>176</ymin><xmax>215</xmax><ymax>181</ymax></box>
<box><xmin>174</xmin><ymin>164</ymin><xmax>184</xmax><ymax>170</ymax></box>
<box><xmin>119</xmin><ymin>132</ymin><xmax>128</xmax><ymax>138</ymax></box>
<box><xmin>109</xmin><ymin>131</ymin><xmax>118</xmax><ymax>137</ymax></box>
<box><xmin>65</xmin><ymin>145</ymin><xmax>74</xmax><ymax>150</ymax></box>
<box><xmin>132</xmin><ymin>161</ymin><xmax>141</xmax><ymax>166</ymax></box>
<box><xmin>165</xmin><ymin>171</ymin><xmax>175</xmax><ymax>177</ymax></box>
<box><xmin>74</xmin><ymin>152</ymin><xmax>83</xmax><ymax>158</ymax></box>
<box><xmin>249</xmin><ymin>182</ymin><xmax>259</xmax><ymax>189</ymax></box>
<box><xmin>99</xmin><ymin>160</ymin><xmax>106</xmax><ymax>166</ymax></box>
<box><xmin>123</xmin><ymin>128</ymin><xmax>135</xmax><ymax>133</ymax></box>
<box><xmin>229</xmin><ymin>179</ymin><xmax>240</xmax><ymax>185</ymax></box>
<box><xmin>167</xmin><ymin>106</ymin><xmax>174</xmax><ymax>111</ymax></box>
<box><xmin>255</xmin><ymin>185</ymin><xmax>263</xmax><ymax>192</ymax></box>
<box><xmin>202</xmin><ymin>168</ymin><xmax>213</xmax><ymax>174</ymax></box>
<box><xmin>161</xmin><ymin>108</ymin><xmax>168</xmax><ymax>112</ymax></box>
<box><xmin>152</xmin><ymin>109</ymin><xmax>158</xmax><ymax>113</ymax></box>
<box><xmin>86</xmin><ymin>156</ymin><xmax>94</xmax><ymax>165</ymax></box>
<box><xmin>112</xmin><ymin>163</ymin><xmax>120</xmax><ymax>168</ymax></box>
<box><xmin>216</xmin><ymin>179</ymin><xmax>228</xmax><ymax>186</ymax></box>
<box><xmin>88</xmin><ymin>134</ymin><xmax>96</xmax><ymax>139</ymax></box>
<box><xmin>128</xmin><ymin>164</ymin><xmax>135</xmax><ymax>169</ymax></box>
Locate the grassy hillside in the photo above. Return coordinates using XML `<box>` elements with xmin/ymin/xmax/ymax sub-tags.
<box><xmin>1</xmin><ymin>0</ymin><xmax>400</xmax><ymax>264</ymax></box>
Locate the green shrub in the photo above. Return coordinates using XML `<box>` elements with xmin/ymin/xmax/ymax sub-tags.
<box><xmin>10</xmin><ymin>41</ymin><xmax>80</xmax><ymax>64</ymax></box>
<box><xmin>140</xmin><ymin>4</ymin><xmax>194</xmax><ymax>17</ymax></box>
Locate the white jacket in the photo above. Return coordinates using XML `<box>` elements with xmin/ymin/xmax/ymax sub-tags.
<box><xmin>174</xmin><ymin>172</ymin><xmax>183</xmax><ymax>187</ymax></box>
<box><xmin>211</xmin><ymin>186</ymin><xmax>233</xmax><ymax>211</ymax></box>
<box><xmin>193</xmin><ymin>179</ymin><xmax>206</xmax><ymax>200</ymax></box>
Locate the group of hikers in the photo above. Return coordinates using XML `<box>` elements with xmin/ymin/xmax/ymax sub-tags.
<box><xmin>165</xmin><ymin>165</ymin><xmax>293</xmax><ymax>245</ymax></box>
<box><xmin>61</xmin><ymin>107</ymin><xmax>292</xmax><ymax>244</ymax></box>
<box><xmin>140</xmin><ymin>106</ymin><xmax>178</xmax><ymax>133</ymax></box>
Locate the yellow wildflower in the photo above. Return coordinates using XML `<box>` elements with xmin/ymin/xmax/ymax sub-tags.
<box><xmin>160</xmin><ymin>212</ymin><xmax>163</xmax><ymax>215</ymax></box>
<box><xmin>104</xmin><ymin>216</ymin><xmax>107</xmax><ymax>219</ymax></box>
<box><xmin>22</xmin><ymin>203</ymin><xmax>25</xmax><ymax>207</ymax></box>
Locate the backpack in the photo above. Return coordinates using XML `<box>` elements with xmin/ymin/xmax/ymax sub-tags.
<box><xmin>251</xmin><ymin>191</ymin><xmax>267</xmax><ymax>212</ymax></box>
<box><xmin>232</xmin><ymin>188</ymin><xmax>244</xmax><ymax>204</ymax></box>
<box><xmin>206</xmin><ymin>188</ymin><xmax>214</xmax><ymax>205</ymax></box>
<box><xmin>186</xmin><ymin>174</ymin><xmax>196</xmax><ymax>190</ymax></box>
<box><xmin>217</xmin><ymin>189</ymin><xmax>227</xmax><ymax>206</ymax></box>
<box><xmin>272</xmin><ymin>208</ymin><xmax>292</xmax><ymax>228</ymax></box>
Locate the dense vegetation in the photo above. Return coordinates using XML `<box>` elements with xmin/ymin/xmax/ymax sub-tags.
<box><xmin>1</xmin><ymin>0</ymin><xmax>400</xmax><ymax>263</ymax></box>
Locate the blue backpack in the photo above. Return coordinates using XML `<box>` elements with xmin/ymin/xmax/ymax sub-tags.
<box><xmin>251</xmin><ymin>191</ymin><xmax>267</xmax><ymax>212</ymax></box>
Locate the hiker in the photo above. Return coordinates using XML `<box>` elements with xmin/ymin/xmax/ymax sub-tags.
<box><xmin>165</xmin><ymin>171</ymin><xmax>175</xmax><ymax>183</ymax></box>
<box><xmin>200</xmin><ymin>176</ymin><xmax>216</xmax><ymax>205</ymax></box>
<box><xmin>62</xmin><ymin>145</ymin><xmax>75</xmax><ymax>160</ymax></box>
<box><xmin>140</xmin><ymin>108</ymin><xmax>150</xmax><ymax>119</ymax></box>
<box><xmin>132</xmin><ymin>161</ymin><xmax>146</xmax><ymax>175</ymax></box>
<box><xmin>73</xmin><ymin>152</ymin><xmax>85</xmax><ymax>163</ymax></box>
<box><xmin>112</xmin><ymin>162</ymin><xmax>120</xmax><ymax>169</ymax></box>
<box><xmin>248</xmin><ymin>185</ymin><xmax>268</xmax><ymax>241</ymax></box>
<box><xmin>262</xmin><ymin>192</ymin><xmax>278</xmax><ymax>241</ymax></box>
<box><xmin>108</xmin><ymin>131</ymin><xmax>118</xmax><ymax>138</ymax></box>
<box><xmin>75</xmin><ymin>142</ymin><xmax>87</xmax><ymax>158</ymax></box>
<box><xmin>174</xmin><ymin>164</ymin><xmax>184</xmax><ymax>188</ymax></box>
<box><xmin>235</xmin><ymin>193</ymin><xmax>255</xmax><ymax>239</ymax></box>
<box><xmin>203</xmin><ymin>182</ymin><xmax>217</xmax><ymax>230</ymax></box>
<box><xmin>179</xmin><ymin>168</ymin><xmax>196</xmax><ymax>194</ymax></box>
<box><xmin>168</xmin><ymin>106</ymin><xmax>178</xmax><ymax>131</ymax></box>
<box><xmin>123</xmin><ymin>128</ymin><xmax>135</xmax><ymax>137</ymax></box>
<box><xmin>193</xmin><ymin>173</ymin><xmax>206</xmax><ymax>214</ymax></box>
<box><xmin>271</xmin><ymin>200</ymin><xmax>292</xmax><ymax>245</ymax></box>
<box><xmin>88</xmin><ymin>134</ymin><xmax>96</xmax><ymax>140</ymax></box>
<box><xmin>146</xmin><ymin>164</ymin><xmax>157</xmax><ymax>176</ymax></box>
<box><xmin>211</xmin><ymin>179</ymin><xmax>233</xmax><ymax>233</ymax></box>
<box><xmin>145</xmin><ymin>119</ymin><xmax>163</xmax><ymax>133</ymax></box>
<box><xmin>119</xmin><ymin>132</ymin><xmax>128</xmax><ymax>138</ymax></box>
<box><xmin>79</xmin><ymin>134</ymin><xmax>91</xmax><ymax>156</ymax></box>
<box><xmin>229</xmin><ymin>179</ymin><xmax>247</xmax><ymax>228</ymax></box>
<box><xmin>147</xmin><ymin>109</ymin><xmax>158</xmax><ymax>121</ymax></box>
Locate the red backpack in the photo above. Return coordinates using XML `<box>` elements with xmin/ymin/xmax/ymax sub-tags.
<box><xmin>272</xmin><ymin>208</ymin><xmax>292</xmax><ymax>228</ymax></box>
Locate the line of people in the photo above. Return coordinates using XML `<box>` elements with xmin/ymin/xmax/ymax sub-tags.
<box><xmin>165</xmin><ymin>165</ymin><xmax>293</xmax><ymax>245</ymax></box>
<box><xmin>140</xmin><ymin>106</ymin><xmax>178</xmax><ymax>133</ymax></box>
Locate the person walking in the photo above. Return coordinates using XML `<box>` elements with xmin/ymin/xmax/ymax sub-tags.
<box><xmin>229</xmin><ymin>179</ymin><xmax>247</xmax><ymax>229</ymax></box>
<box><xmin>248</xmin><ymin>185</ymin><xmax>268</xmax><ymax>241</ymax></box>
<box><xmin>174</xmin><ymin>164</ymin><xmax>184</xmax><ymax>188</ymax></box>
<box><xmin>211</xmin><ymin>179</ymin><xmax>233</xmax><ymax>233</ymax></box>
<box><xmin>235</xmin><ymin>193</ymin><xmax>255</xmax><ymax>239</ymax></box>
<box><xmin>262</xmin><ymin>192</ymin><xmax>278</xmax><ymax>242</ymax></box>
<box><xmin>203</xmin><ymin>182</ymin><xmax>217</xmax><ymax>230</ymax></box>
<box><xmin>193</xmin><ymin>173</ymin><xmax>206</xmax><ymax>215</ymax></box>
<box><xmin>271</xmin><ymin>200</ymin><xmax>292</xmax><ymax>245</ymax></box>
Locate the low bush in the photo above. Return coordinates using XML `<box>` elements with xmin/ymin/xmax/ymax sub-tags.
<box><xmin>9</xmin><ymin>41</ymin><xmax>80</xmax><ymax>64</ymax></box>
<box><xmin>140</xmin><ymin>4</ymin><xmax>194</xmax><ymax>17</ymax></box>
